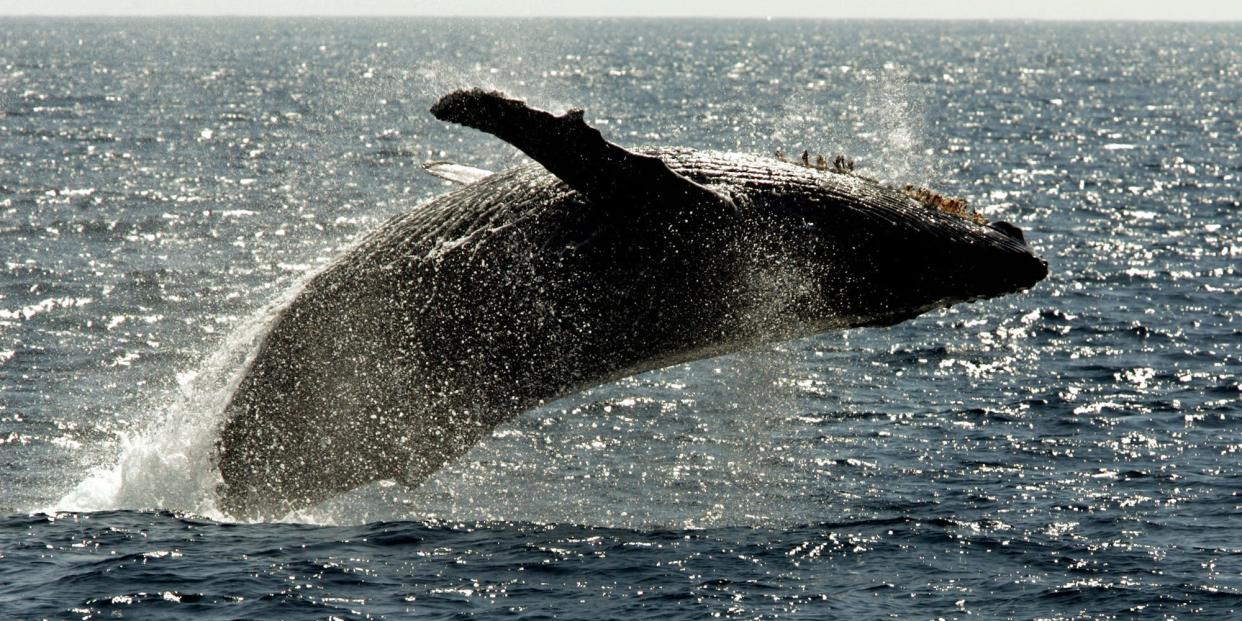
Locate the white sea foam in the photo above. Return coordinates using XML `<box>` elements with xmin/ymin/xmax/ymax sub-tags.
<box><xmin>51</xmin><ymin>283</ymin><xmax>306</xmax><ymax>521</ymax></box>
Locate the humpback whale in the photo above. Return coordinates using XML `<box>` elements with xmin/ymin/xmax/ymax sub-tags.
<box><xmin>215</xmin><ymin>89</ymin><xmax>1048</xmax><ymax>520</ymax></box>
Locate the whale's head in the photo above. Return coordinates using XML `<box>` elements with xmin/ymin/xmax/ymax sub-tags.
<box><xmin>631</xmin><ymin>149</ymin><xmax>1049</xmax><ymax>339</ymax></box>
<box><xmin>734</xmin><ymin>168</ymin><xmax>1044</xmax><ymax>334</ymax></box>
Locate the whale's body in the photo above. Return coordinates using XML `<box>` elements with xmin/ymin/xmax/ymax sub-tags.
<box><xmin>215</xmin><ymin>90</ymin><xmax>1048</xmax><ymax>519</ymax></box>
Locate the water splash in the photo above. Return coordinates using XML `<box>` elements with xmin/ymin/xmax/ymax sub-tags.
<box><xmin>858</xmin><ymin>65</ymin><xmax>939</xmax><ymax>185</ymax></box>
<box><xmin>774</xmin><ymin>63</ymin><xmax>939</xmax><ymax>186</ymax></box>
<box><xmin>51</xmin><ymin>287</ymin><xmax>303</xmax><ymax>521</ymax></box>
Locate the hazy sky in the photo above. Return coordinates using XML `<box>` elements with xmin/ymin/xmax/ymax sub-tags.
<box><xmin>3</xmin><ymin>0</ymin><xmax>1242</xmax><ymax>20</ymax></box>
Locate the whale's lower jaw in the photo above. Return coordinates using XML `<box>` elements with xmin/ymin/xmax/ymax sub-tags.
<box><xmin>213</xmin><ymin>90</ymin><xmax>1048</xmax><ymax>521</ymax></box>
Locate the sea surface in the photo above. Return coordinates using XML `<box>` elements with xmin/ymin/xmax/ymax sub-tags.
<box><xmin>1</xmin><ymin>17</ymin><xmax>1240</xmax><ymax>619</ymax></box>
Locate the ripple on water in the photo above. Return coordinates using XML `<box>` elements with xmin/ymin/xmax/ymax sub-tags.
<box><xmin>0</xmin><ymin>16</ymin><xmax>1240</xmax><ymax>621</ymax></box>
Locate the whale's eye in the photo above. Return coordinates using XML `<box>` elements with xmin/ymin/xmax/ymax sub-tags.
<box><xmin>987</xmin><ymin>221</ymin><xmax>1026</xmax><ymax>244</ymax></box>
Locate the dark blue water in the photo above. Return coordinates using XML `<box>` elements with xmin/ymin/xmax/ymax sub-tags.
<box><xmin>2</xmin><ymin>17</ymin><xmax>1240</xmax><ymax>619</ymax></box>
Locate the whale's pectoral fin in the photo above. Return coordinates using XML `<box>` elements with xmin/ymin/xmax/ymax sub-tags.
<box><xmin>430</xmin><ymin>89</ymin><xmax>736</xmax><ymax>214</ymax></box>
<box><xmin>422</xmin><ymin>160</ymin><xmax>494</xmax><ymax>185</ymax></box>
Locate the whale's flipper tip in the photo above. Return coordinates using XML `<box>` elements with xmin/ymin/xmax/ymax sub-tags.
<box><xmin>430</xmin><ymin>89</ymin><xmax>735</xmax><ymax>216</ymax></box>
<box><xmin>422</xmin><ymin>160</ymin><xmax>494</xmax><ymax>186</ymax></box>
<box><xmin>429</xmin><ymin>88</ymin><xmax>516</xmax><ymax>127</ymax></box>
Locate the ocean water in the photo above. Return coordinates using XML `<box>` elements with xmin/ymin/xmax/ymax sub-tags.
<box><xmin>1</xmin><ymin>17</ymin><xmax>1240</xmax><ymax>619</ymax></box>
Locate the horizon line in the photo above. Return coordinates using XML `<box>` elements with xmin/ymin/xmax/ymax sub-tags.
<box><xmin>3</xmin><ymin>14</ymin><xmax>1241</xmax><ymax>22</ymax></box>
